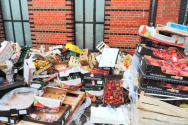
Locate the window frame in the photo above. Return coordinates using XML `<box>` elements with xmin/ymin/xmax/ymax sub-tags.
<box><xmin>1</xmin><ymin>0</ymin><xmax>30</xmax><ymax>46</ymax></box>
<box><xmin>74</xmin><ymin>0</ymin><xmax>105</xmax><ymax>50</ymax></box>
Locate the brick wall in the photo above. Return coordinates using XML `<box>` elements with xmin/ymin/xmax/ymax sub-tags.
<box><xmin>0</xmin><ymin>0</ymin><xmax>181</xmax><ymax>53</ymax></box>
<box><xmin>27</xmin><ymin>0</ymin><xmax>74</xmax><ymax>51</ymax></box>
<box><xmin>104</xmin><ymin>0</ymin><xmax>181</xmax><ymax>54</ymax></box>
<box><xmin>0</xmin><ymin>9</ymin><xmax>5</xmax><ymax>42</ymax></box>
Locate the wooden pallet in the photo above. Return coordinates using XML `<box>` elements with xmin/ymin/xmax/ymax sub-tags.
<box><xmin>96</xmin><ymin>41</ymin><xmax>109</xmax><ymax>53</ymax></box>
<box><xmin>64</xmin><ymin>90</ymin><xmax>85</xmax><ymax>125</ymax></box>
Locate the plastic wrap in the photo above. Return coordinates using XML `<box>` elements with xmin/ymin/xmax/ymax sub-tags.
<box><xmin>3</xmin><ymin>60</ymin><xmax>14</xmax><ymax>84</ymax></box>
<box><xmin>67</xmin><ymin>97</ymin><xmax>92</xmax><ymax>125</ymax></box>
<box><xmin>0</xmin><ymin>87</ymin><xmax>37</xmax><ymax>110</ymax></box>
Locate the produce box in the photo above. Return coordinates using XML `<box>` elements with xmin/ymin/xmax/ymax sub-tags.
<box><xmin>0</xmin><ymin>87</ymin><xmax>37</xmax><ymax>117</ymax></box>
<box><xmin>139</xmin><ymin>25</ymin><xmax>185</xmax><ymax>48</ymax></box>
<box><xmin>45</xmin><ymin>54</ymin><xmax>57</xmax><ymax>64</ymax></box>
<box><xmin>68</xmin><ymin>56</ymin><xmax>81</xmax><ymax>67</ymax></box>
<box><xmin>82</xmin><ymin>73</ymin><xmax>104</xmax><ymax>91</ymax></box>
<box><xmin>59</xmin><ymin>66</ymin><xmax>90</xmax><ymax>77</ymax></box>
<box><xmin>0</xmin><ymin>62</ymin><xmax>7</xmax><ymax>70</ymax></box>
<box><xmin>79</xmin><ymin>49</ymin><xmax>91</xmax><ymax>66</ymax></box>
<box><xmin>139</xmin><ymin>55</ymin><xmax>188</xmax><ymax>84</ymax></box>
<box><xmin>0</xmin><ymin>82</ymin><xmax>27</xmax><ymax>99</ymax></box>
<box><xmin>0</xmin><ymin>41</ymin><xmax>14</xmax><ymax>63</ymax></box>
<box><xmin>90</xmin><ymin>67</ymin><xmax>110</xmax><ymax>76</ymax></box>
<box><xmin>136</xmin><ymin>44</ymin><xmax>187</xmax><ymax>61</ymax></box>
<box><xmin>54</xmin><ymin>73</ymin><xmax>82</xmax><ymax>89</ymax></box>
<box><xmin>23</xmin><ymin>104</ymin><xmax>72</xmax><ymax>125</ymax></box>
<box><xmin>0</xmin><ymin>115</ymin><xmax>21</xmax><ymax>124</ymax></box>
<box><xmin>69</xmin><ymin>51</ymin><xmax>80</xmax><ymax>57</ymax></box>
<box><xmin>65</xmin><ymin>43</ymin><xmax>82</xmax><ymax>54</ymax></box>
<box><xmin>156</xmin><ymin>22</ymin><xmax>188</xmax><ymax>37</ymax></box>
<box><xmin>24</xmin><ymin>59</ymin><xmax>36</xmax><ymax>85</ymax></box>
<box><xmin>34</xmin><ymin>87</ymin><xmax>67</xmax><ymax>110</ymax></box>
<box><xmin>53</xmin><ymin>62</ymin><xmax>68</xmax><ymax>70</ymax></box>
<box><xmin>88</xmin><ymin>53</ymin><xmax>100</xmax><ymax>69</ymax></box>
<box><xmin>103</xmin><ymin>77</ymin><xmax>124</xmax><ymax>105</ymax></box>
<box><xmin>139</xmin><ymin>72</ymin><xmax>188</xmax><ymax>98</ymax></box>
<box><xmin>14</xmin><ymin>46</ymin><xmax>30</xmax><ymax>67</ymax></box>
<box><xmin>85</xmin><ymin>90</ymin><xmax>104</xmax><ymax>97</ymax></box>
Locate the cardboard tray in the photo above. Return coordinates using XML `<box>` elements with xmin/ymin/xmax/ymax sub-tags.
<box><xmin>0</xmin><ymin>104</ymin><xmax>32</xmax><ymax>117</ymax></box>
<box><xmin>139</xmin><ymin>56</ymin><xmax>188</xmax><ymax>84</ymax></box>
<box><xmin>136</xmin><ymin>43</ymin><xmax>188</xmax><ymax>60</ymax></box>
<box><xmin>0</xmin><ymin>82</ymin><xmax>27</xmax><ymax>99</ymax></box>
<box><xmin>23</xmin><ymin>104</ymin><xmax>72</xmax><ymax>125</ymax></box>
<box><xmin>0</xmin><ymin>115</ymin><xmax>21</xmax><ymax>124</ymax></box>
<box><xmin>139</xmin><ymin>72</ymin><xmax>188</xmax><ymax>98</ymax></box>
<box><xmin>83</xmin><ymin>84</ymin><xmax>103</xmax><ymax>91</ymax></box>
<box><xmin>83</xmin><ymin>73</ymin><xmax>104</xmax><ymax>81</ymax></box>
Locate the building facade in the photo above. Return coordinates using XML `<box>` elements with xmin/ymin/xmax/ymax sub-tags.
<box><xmin>0</xmin><ymin>0</ymin><xmax>186</xmax><ymax>54</ymax></box>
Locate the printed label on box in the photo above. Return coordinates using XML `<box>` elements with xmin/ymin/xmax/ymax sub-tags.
<box><xmin>19</xmin><ymin>110</ymin><xmax>27</xmax><ymax>115</ymax></box>
<box><xmin>10</xmin><ymin>119</ymin><xmax>15</xmax><ymax>124</ymax></box>
<box><xmin>0</xmin><ymin>117</ymin><xmax>8</xmax><ymax>122</ymax></box>
<box><xmin>97</xmin><ymin>81</ymin><xmax>103</xmax><ymax>85</ymax></box>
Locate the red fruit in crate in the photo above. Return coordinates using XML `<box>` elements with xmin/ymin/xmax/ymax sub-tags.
<box><xmin>104</xmin><ymin>72</ymin><xmax>108</xmax><ymax>76</ymax></box>
<box><xmin>159</xmin><ymin>82</ymin><xmax>166</xmax><ymax>86</ymax></box>
<box><xmin>173</xmin><ymin>53</ymin><xmax>178</xmax><ymax>57</ymax></box>
<box><xmin>166</xmin><ymin>84</ymin><xmax>173</xmax><ymax>88</ymax></box>
<box><xmin>113</xmin><ymin>93</ymin><xmax>117</xmax><ymax>96</ymax></box>
<box><xmin>108</xmin><ymin>84</ymin><xmax>112</xmax><ymax>87</ymax></box>
<box><xmin>163</xmin><ymin>49</ymin><xmax>167</xmax><ymax>53</ymax></box>
<box><xmin>115</xmin><ymin>99</ymin><xmax>119</xmax><ymax>101</ymax></box>
<box><xmin>108</xmin><ymin>87</ymin><xmax>111</xmax><ymax>90</ymax></box>
<box><xmin>119</xmin><ymin>101</ymin><xmax>123</xmax><ymax>103</ymax></box>
<box><xmin>182</xmin><ymin>86</ymin><xmax>188</xmax><ymax>90</ymax></box>
<box><xmin>171</xmin><ymin>50</ymin><xmax>177</xmax><ymax>53</ymax></box>
<box><xmin>120</xmin><ymin>85</ymin><xmax>123</xmax><ymax>88</ymax></box>
<box><xmin>104</xmin><ymin>91</ymin><xmax>108</xmax><ymax>94</ymax></box>
<box><xmin>108</xmin><ymin>80</ymin><xmax>112</xmax><ymax>83</ymax></box>
<box><xmin>109</xmin><ymin>101</ymin><xmax>113</xmax><ymax>104</ymax></box>
<box><xmin>119</xmin><ymin>96</ymin><xmax>122</xmax><ymax>99</ymax></box>
<box><xmin>110</xmin><ymin>96</ymin><xmax>113</xmax><ymax>100</ymax></box>
<box><xmin>112</xmin><ymin>83</ymin><xmax>115</xmax><ymax>86</ymax></box>
<box><xmin>117</xmin><ymin>87</ymin><xmax>120</xmax><ymax>90</ymax></box>
<box><xmin>172</xmin><ymin>62</ymin><xmax>179</xmax><ymax>67</ymax></box>
<box><xmin>176</xmin><ymin>85</ymin><xmax>182</xmax><ymax>90</ymax></box>
<box><xmin>161</xmin><ymin>67</ymin><xmax>165</xmax><ymax>72</ymax></box>
<box><xmin>116</xmin><ymin>82</ymin><xmax>120</xmax><ymax>87</ymax></box>
<box><xmin>108</xmin><ymin>94</ymin><xmax>111</xmax><ymax>97</ymax></box>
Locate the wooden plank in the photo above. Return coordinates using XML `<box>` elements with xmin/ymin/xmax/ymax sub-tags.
<box><xmin>138</xmin><ymin>109</ymin><xmax>188</xmax><ymax>125</ymax></box>
<box><xmin>138</xmin><ymin>95</ymin><xmax>188</xmax><ymax>118</ymax></box>
<box><xmin>16</xmin><ymin>120</ymin><xmax>44</xmax><ymax>125</ymax></box>
<box><xmin>64</xmin><ymin>90</ymin><xmax>85</xmax><ymax>125</ymax></box>
<box><xmin>43</xmin><ymin>74</ymin><xmax>57</xmax><ymax>82</ymax></box>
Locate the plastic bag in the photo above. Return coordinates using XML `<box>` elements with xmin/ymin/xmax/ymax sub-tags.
<box><xmin>67</xmin><ymin>97</ymin><xmax>92</xmax><ymax>125</ymax></box>
<box><xmin>0</xmin><ymin>87</ymin><xmax>37</xmax><ymax>110</ymax></box>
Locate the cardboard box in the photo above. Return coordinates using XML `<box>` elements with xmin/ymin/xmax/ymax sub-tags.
<box><xmin>45</xmin><ymin>54</ymin><xmax>57</xmax><ymax>63</ymax></box>
<box><xmin>53</xmin><ymin>62</ymin><xmax>68</xmax><ymax>70</ymax></box>
<box><xmin>79</xmin><ymin>49</ymin><xmax>91</xmax><ymax>66</ymax></box>
<box><xmin>156</xmin><ymin>22</ymin><xmax>188</xmax><ymax>37</ymax></box>
<box><xmin>23</xmin><ymin>104</ymin><xmax>72</xmax><ymax>125</ymax></box>
<box><xmin>24</xmin><ymin>59</ymin><xmax>36</xmax><ymax>85</ymax></box>
<box><xmin>85</xmin><ymin>90</ymin><xmax>104</xmax><ymax>97</ymax></box>
<box><xmin>89</xmin><ymin>53</ymin><xmax>99</xmax><ymax>69</ymax></box>
<box><xmin>34</xmin><ymin>87</ymin><xmax>67</xmax><ymax>110</ymax></box>
<box><xmin>140</xmin><ymin>55</ymin><xmax>188</xmax><ymax>84</ymax></box>
<box><xmin>0</xmin><ymin>116</ymin><xmax>21</xmax><ymax>124</ymax></box>
<box><xmin>68</xmin><ymin>56</ymin><xmax>81</xmax><ymax>67</ymax></box>
<box><xmin>136</xmin><ymin>44</ymin><xmax>187</xmax><ymax>61</ymax></box>
<box><xmin>54</xmin><ymin>78</ymin><xmax>82</xmax><ymax>89</ymax></box>
<box><xmin>59</xmin><ymin>66</ymin><xmax>90</xmax><ymax>77</ymax></box>
<box><xmin>82</xmin><ymin>73</ymin><xmax>104</xmax><ymax>91</ymax></box>
<box><xmin>139</xmin><ymin>25</ymin><xmax>185</xmax><ymax>48</ymax></box>
<box><xmin>0</xmin><ymin>41</ymin><xmax>14</xmax><ymax>63</ymax></box>
<box><xmin>0</xmin><ymin>62</ymin><xmax>7</xmax><ymax>70</ymax></box>
<box><xmin>65</xmin><ymin>43</ymin><xmax>82</xmax><ymax>54</ymax></box>
<box><xmin>139</xmin><ymin>72</ymin><xmax>188</xmax><ymax>98</ymax></box>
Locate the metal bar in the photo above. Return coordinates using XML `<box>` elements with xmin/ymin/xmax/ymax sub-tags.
<box><xmin>93</xmin><ymin>0</ymin><xmax>96</xmax><ymax>50</ymax></box>
<box><xmin>0</xmin><ymin>1</ymin><xmax>6</xmax><ymax>40</ymax></box>
<box><xmin>73</xmin><ymin>0</ymin><xmax>76</xmax><ymax>45</ymax></box>
<box><xmin>178</xmin><ymin>0</ymin><xmax>187</xmax><ymax>24</ymax></box>
<box><xmin>19</xmin><ymin>0</ymin><xmax>26</xmax><ymax>46</ymax></box>
<box><xmin>83</xmin><ymin>0</ymin><xmax>85</xmax><ymax>49</ymax></box>
<box><xmin>9</xmin><ymin>0</ymin><xmax>16</xmax><ymax>42</ymax></box>
<box><xmin>103</xmin><ymin>0</ymin><xmax>105</xmax><ymax>47</ymax></box>
<box><xmin>149</xmin><ymin>0</ymin><xmax>158</xmax><ymax>26</ymax></box>
<box><xmin>3</xmin><ymin>20</ymin><xmax>29</xmax><ymax>22</ymax></box>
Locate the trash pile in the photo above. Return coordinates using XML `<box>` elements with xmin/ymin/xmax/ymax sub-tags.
<box><xmin>0</xmin><ymin>40</ymin><xmax>132</xmax><ymax>124</ymax></box>
<box><xmin>127</xmin><ymin>22</ymin><xmax>188</xmax><ymax>125</ymax></box>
